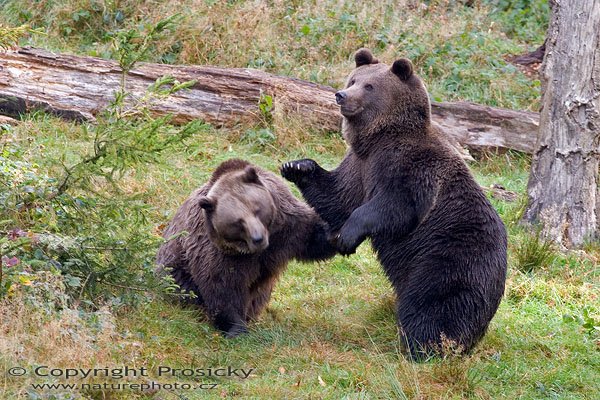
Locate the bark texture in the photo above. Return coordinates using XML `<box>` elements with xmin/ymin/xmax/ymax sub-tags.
<box><xmin>0</xmin><ymin>47</ymin><xmax>540</xmax><ymax>154</ymax></box>
<box><xmin>524</xmin><ymin>0</ymin><xmax>600</xmax><ymax>247</ymax></box>
<box><xmin>0</xmin><ymin>47</ymin><xmax>339</xmax><ymax>129</ymax></box>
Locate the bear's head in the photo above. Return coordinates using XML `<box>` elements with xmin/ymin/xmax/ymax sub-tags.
<box><xmin>199</xmin><ymin>165</ymin><xmax>276</xmax><ymax>255</ymax></box>
<box><xmin>335</xmin><ymin>48</ymin><xmax>431</xmax><ymax>157</ymax></box>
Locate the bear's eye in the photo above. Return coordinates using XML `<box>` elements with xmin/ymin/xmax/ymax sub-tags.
<box><xmin>364</xmin><ymin>84</ymin><xmax>374</xmax><ymax>91</ymax></box>
<box><xmin>349</xmin><ymin>79</ymin><xmax>355</xmax><ymax>86</ymax></box>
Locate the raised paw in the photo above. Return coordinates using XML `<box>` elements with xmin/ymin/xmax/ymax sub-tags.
<box><xmin>280</xmin><ymin>159</ymin><xmax>318</xmax><ymax>186</ymax></box>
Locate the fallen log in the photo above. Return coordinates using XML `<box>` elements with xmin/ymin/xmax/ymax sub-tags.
<box><xmin>0</xmin><ymin>47</ymin><xmax>539</xmax><ymax>154</ymax></box>
<box><xmin>0</xmin><ymin>47</ymin><xmax>340</xmax><ymax>128</ymax></box>
<box><xmin>430</xmin><ymin>101</ymin><xmax>539</xmax><ymax>154</ymax></box>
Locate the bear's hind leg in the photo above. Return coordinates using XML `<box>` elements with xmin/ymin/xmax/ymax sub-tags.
<box><xmin>397</xmin><ymin>290</ymin><xmax>487</xmax><ymax>361</ymax></box>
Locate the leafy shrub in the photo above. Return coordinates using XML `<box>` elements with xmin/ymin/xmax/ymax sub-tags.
<box><xmin>484</xmin><ymin>0</ymin><xmax>550</xmax><ymax>42</ymax></box>
<box><xmin>0</xmin><ymin>16</ymin><xmax>205</xmax><ymax>308</ymax></box>
<box><xmin>241</xmin><ymin>93</ymin><xmax>277</xmax><ymax>148</ymax></box>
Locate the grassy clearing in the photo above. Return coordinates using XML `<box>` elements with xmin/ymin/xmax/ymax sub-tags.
<box><xmin>1</xmin><ymin>1</ymin><xmax>599</xmax><ymax>399</ymax></box>
<box><xmin>1</xmin><ymin>114</ymin><xmax>598</xmax><ymax>399</ymax></box>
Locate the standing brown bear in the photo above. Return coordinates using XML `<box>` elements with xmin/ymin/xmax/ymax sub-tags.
<box><xmin>281</xmin><ymin>49</ymin><xmax>507</xmax><ymax>359</ymax></box>
<box><xmin>157</xmin><ymin>159</ymin><xmax>336</xmax><ymax>338</ymax></box>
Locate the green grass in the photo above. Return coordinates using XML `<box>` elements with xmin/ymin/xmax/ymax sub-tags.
<box><xmin>1</xmin><ymin>1</ymin><xmax>599</xmax><ymax>399</ymax></box>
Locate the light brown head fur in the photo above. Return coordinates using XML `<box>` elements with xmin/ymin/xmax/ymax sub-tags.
<box><xmin>199</xmin><ymin>165</ymin><xmax>276</xmax><ymax>255</ymax></box>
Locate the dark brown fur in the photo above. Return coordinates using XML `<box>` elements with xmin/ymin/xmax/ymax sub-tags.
<box><xmin>157</xmin><ymin>159</ymin><xmax>336</xmax><ymax>337</ymax></box>
<box><xmin>282</xmin><ymin>49</ymin><xmax>507</xmax><ymax>359</ymax></box>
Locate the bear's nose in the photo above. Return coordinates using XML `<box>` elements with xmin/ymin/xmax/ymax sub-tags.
<box><xmin>335</xmin><ymin>91</ymin><xmax>347</xmax><ymax>105</ymax></box>
<box><xmin>251</xmin><ymin>235</ymin><xmax>264</xmax><ymax>245</ymax></box>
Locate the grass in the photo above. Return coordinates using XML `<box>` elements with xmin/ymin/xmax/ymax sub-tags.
<box><xmin>2</xmin><ymin>0</ymin><xmax>543</xmax><ymax>111</ymax></box>
<box><xmin>1</xmin><ymin>1</ymin><xmax>599</xmax><ymax>399</ymax></box>
<box><xmin>1</xmin><ymin>113</ymin><xmax>598</xmax><ymax>399</ymax></box>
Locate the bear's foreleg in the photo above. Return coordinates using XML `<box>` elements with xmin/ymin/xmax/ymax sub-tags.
<box><xmin>281</xmin><ymin>158</ymin><xmax>361</xmax><ymax>232</ymax></box>
<box><xmin>293</xmin><ymin>219</ymin><xmax>338</xmax><ymax>261</ymax></box>
<box><xmin>246</xmin><ymin>276</ymin><xmax>276</xmax><ymax>321</ymax></box>
<box><xmin>213</xmin><ymin>311</ymin><xmax>248</xmax><ymax>338</ymax></box>
<box><xmin>335</xmin><ymin>191</ymin><xmax>420</xmax><ymax>255</ymax></box>
<box><xmin>202</xmin><ymin>281</ymin><xmax>250</xmax><ymax>338</ymax></box>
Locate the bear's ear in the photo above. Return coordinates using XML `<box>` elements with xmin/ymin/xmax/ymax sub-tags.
<box><xmin>242</xmin><ymin>165</ymin><xmax>261</xmax><ymax>184</ymax></box>
<box><xmin>355</xmin><ymin>48</ymin><xmax>379</xmax><ymax>67</ymax></box>
<box><xmin>391</xmin><ymin>58</ymin><xmax>413</xmax><ymax>81</ymax></box>
<box><xmin>199</xmin><ymin>196</ymin><xmax>216</xmax><ymax>212</ymax></box>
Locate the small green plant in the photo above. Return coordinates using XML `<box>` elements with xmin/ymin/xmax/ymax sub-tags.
<box><xmin>514</xmin><ymin>229</ymin><xmax>557</xmax><ymax>273</ymax></box>
<box><xmin>581</xmin><ymin>307</ymin><xmax>600</xmax><ymax>336</ymax></box>
<box><xmin>242</xmin><ymin>127</ymin><xmax>277</xmax><ymax>148</ymax></box>
<box><xmin>504</xmin><ymin>194</ymin><xmax>529</xmax><ymax>226</ymax></box>
<box><xmin>241</xmin><ymin>93</ymin><xmax>277</xmax><ymax>148</ymax></box>
<box><xmin>563</xmin><ymin>307</ymin><xmax>600</xmax><ymax>337</ymax></box>
<box><xmin>0</xmin><ymin>23</ymin><xmax>42</xmax><ymax>49</ymax></box>
<box><xmin>108</xmin><ymin>14</ymin><xmax>181</xmax><ymax>91</ymax></box>
<box><xmin>258</xmin><ymin>92</ymin><xmax>274</xmax><ymax>127</ymax></box>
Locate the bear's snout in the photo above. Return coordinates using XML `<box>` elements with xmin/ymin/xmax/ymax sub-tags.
<box><xmin>335</xmin><ymin>91</ymin><xmax>347</xmax><ymax>105</ymax></box>
<box><xmin>251</xmin><ymin>234</ymin><xmax>264</xmax><ymax>245</ymax></box>
<box><xmin>245</xmin><ymin>220</ymin><xmax>269</xmax><ymax>253</ymax></box>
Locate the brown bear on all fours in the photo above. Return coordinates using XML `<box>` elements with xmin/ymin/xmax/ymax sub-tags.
<box><xmin>281</xmin><ymin>49</ymin><xmax>507</xmax><ymax>359</ymax></box>
<box><xmin>157</xmin><ymin>159</ymin><xmax>336</xmax><ymax>338</ymax></box>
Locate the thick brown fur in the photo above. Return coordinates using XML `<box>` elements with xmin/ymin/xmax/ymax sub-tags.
<box><xmin>157</xmin><ymin>159</ymin><xmax>336</xmax><ymax>338</ymax></box>
<box><xmin>282</xmin><ymin>49</ymin><xmax>507</xmax><ymax>360</ymax></box>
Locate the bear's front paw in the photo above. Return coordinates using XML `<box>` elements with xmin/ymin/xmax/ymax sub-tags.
<box><xmin>333</xmin><ymin>224</ymin><xmax>364</xmax><ymax>256</ymax></box>
<box><xmin>280</xmin><ymin>159</ymin><xmax>318</xmax><ymax>186</ymax></box>
<box><xmin>224</xmin><ymin>323</ymin><xmax>249</xmax><ymax>339</ymax></box>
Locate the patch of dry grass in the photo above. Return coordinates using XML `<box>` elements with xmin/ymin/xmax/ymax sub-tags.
<box><xmin>7</xmin><ymin>0</ymin><xmax>542</xmax><ymax>109</ymax></box>
<box><xmin>0</xmin><ymin>287</ymin><xmax>121</xmax><ymax>397</ymax></box>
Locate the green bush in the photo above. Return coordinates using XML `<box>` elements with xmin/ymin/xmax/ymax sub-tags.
<box><xmin>484</xmin><ymin>0</ymin><xmax>550</xmax><ymax>42</ymax></box>
<box><xmin>0</xmin><ymin>115</ymin><xmax>193</xmax><ymax>307</ymax></box>
<box><xmin>0</xmin><ymin>16</ymin><xmax>205</xmax><ymax>308</ymax></box>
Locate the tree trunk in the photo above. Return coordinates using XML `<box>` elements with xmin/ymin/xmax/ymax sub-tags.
<box><xmin>524</xmin><ymin>0</ymin><xmax>600</xmax><ymax>247</ymax></box>
<box><xmin>0</xmin><ymin>47</ymin><xmax>540</xmax><ymax>155</ymax></box>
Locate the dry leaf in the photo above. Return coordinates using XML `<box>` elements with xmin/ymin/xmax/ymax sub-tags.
<box><xmin>318</xmin><ymin>375</ymin><xmax>326</xmax><ymax>387</ymax></box>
